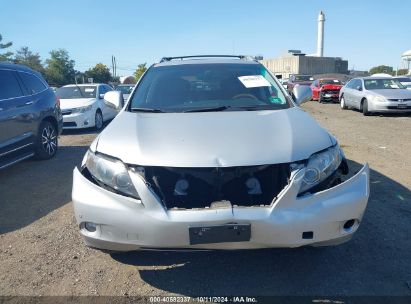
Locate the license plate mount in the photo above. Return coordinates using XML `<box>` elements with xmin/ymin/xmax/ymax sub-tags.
<box><xmin>189</xmin><ymin>224</ymin><xmax>251</xmax><ymax>245</ymax></box>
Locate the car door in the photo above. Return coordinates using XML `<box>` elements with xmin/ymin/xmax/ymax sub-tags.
<box><xmin>343</xmin><ymin>79</ymin><xmax>356</xmax><ymax>106</ymax></box>
<box><xmin>310</xmin><ymin>80</ymin><xmax>319</xmax><ymax>99</ymax></box>
<box><xmin>0</xmin><ymin>69</ymin><xmax>35</xmax><ymax>154</ymax></box>
<box><xmin>350</xmin><ymin>79</ymin><xmax>363</xmax><ymax>109</ymax></box>
<box><xmin>17</xmin><ymin>71</ymin><xmax>49</xmax><ymax>137</ymax></box>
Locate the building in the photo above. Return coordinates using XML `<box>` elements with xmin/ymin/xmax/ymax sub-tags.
<box><xmin>261</xmin><ymin>51</ymin><xmax>349</xmax><ymax>79</ymax></box>
<box><xmin>260</xmin><ymin>11</ymin><xmax>348</xmax><ymax>79</ymax></box>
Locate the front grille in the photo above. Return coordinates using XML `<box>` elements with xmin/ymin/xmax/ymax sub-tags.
<box><xmin>388</xmin><ymin>99</ymin><xmax>411</xmax><ymax>102</ymax></box>
<box><xmin>63</xmin><ymin>122</ymin><xmax>77</xmax><ymax>127</ymax></box>
<box><xmin>140</xmin><ymin>164</ymin><xmax>291</xmax><ymax>209</ymax></box>
<box><xmin>387</xmin><ymin>106</ymin><xmax>411</xmax><ymax>109</ymax></box>
<box><xmin>322</xmin><ymin>90</ymin><xmax>340</xmax><ymax>95</ymax></box>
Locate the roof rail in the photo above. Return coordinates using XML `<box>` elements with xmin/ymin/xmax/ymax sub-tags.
<box><xmin>160</xmin><ymin>55</ymin><xmax>247</xmax><ymax>63</ymax></box>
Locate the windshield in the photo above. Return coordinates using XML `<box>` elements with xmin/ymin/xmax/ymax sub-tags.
<box><xmin>295</xmin><ymin>75</ymin><xmax>313</xmax><ymax>82</ymax></box>
<box><xmin>364</xmin><ymin>79</ymin><xmax>406</xmax><ymax>90</ymax></box>
<box><xmin>129</xmin><ymin>63</ymin><xmax>290</xmax><ymax>112</ymax></box>
<box><xmin>320</xmin><ymin>79</ymin><xmax>342</xmax><ymax>85</ymax></box>
<box><xmin>116</xmin><ymin>85</ymin><xmax>134</xmax><ymax>94</ymax></box>
<box><xmin>56</xmin><ymin>86</ymin><xmax>97</xmax><ymax>99</ymax></box>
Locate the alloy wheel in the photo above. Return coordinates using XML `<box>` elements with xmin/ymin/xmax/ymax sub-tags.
<box><xmin>41</xmin><ymin>125</ymin><xmax>57</xmax><ymax>156</ymax></box>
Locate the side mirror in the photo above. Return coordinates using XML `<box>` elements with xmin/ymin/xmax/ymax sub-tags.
<box><xmin>292</xmin><ymin>85</ymin><xmax>312</xmax><ymax>105</ymax></box>
<box><xmin>356</xmin><ymin>86</ymin><xmax>362</xmax><ymax>91</ymax></box>
<box><xmin>103</xmin><ymin>91</ymin><xmax>124</xmax><ymax>110</ymax></box>
<box><xmin>99</xmin><ymin>93</ymin><xmax>105</xmax><ymax>99</ymax></box>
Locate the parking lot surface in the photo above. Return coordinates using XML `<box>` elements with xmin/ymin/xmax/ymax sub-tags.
<box><xmin>1</xmin><ymin>102</ymin><xmax>410</xmax><ymax>296</ymax></box>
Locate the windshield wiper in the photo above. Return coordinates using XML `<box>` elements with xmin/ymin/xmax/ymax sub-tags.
<box><xmin>183</xmin><ymin>106</ymin><xmax>231</xmax><ymax>113</ymax></box>
<box><xmin>130</xmin><ymin>107</ymin><xmax>165</xmax><ymax>113</ymax></box>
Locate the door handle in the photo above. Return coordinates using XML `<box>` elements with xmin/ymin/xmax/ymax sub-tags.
<box><xmin>25</xmin><ymin>101</ymin><xmax>34</xmax><ymax>105</ymax></box>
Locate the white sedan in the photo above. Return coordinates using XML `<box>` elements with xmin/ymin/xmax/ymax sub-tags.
<box><xmin>57</xmin><ymin>84</ymin><xmax>119</xmax><ymax>130</ymax></box>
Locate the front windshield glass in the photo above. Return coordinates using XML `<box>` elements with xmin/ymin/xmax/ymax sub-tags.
<box><xmin>364</xmin><ymin>79</ymin><xmax>406</xmax><ymax>90</ymax></box>
<box><xmin>129</xmin><ymin>63</ymin><xmax>289</xmax><ymax>112</ymax></box>
<box><xmin>116</xmin><ymin>85</ymin><xmax>134</xmax><ymax>94</ymax></box>
<box><xmin>320</xmin><ymin>79</ymin><xmax>342</xmax><ymax>85</ymax></box>
<box><xmin>56</xmin><ymin>86</ymin><xmax>97</xmax><ymax>99</ymax></box>
<box><xmin>295</xmin><ymin>75</ymin><xmax>313</xmax><ymax>81</ymax></box>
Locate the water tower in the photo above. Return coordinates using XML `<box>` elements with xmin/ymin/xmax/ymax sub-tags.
<box><xmin>402</xmin><ymin>50</ymin><xmax>411</xmax><ymax>74</ymax></box>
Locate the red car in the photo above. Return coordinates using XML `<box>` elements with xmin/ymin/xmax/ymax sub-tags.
<box><xmin>310</xmin><ymin>79</ymin><xmax>343</xmax><ymax>103</ymax></box>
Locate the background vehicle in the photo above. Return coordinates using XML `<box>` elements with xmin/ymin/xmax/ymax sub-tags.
<box><xmin>287</xmin><ymin>74</ymin><xmax>313</xmax><ymax>93</ymax></box>
<box><xmin>311</xmin><ymin>78</ymin><xmax>343</xmax><ymax>103</ymax></box>
<box><xmin>393</xmin><ymin>76</ymin><xmax>411</xmax><ymax>90</ymax></box>
<box><xmin>72</xmin><ymin>56</ymin><xmax>368</xmax><ymax>252</ymax></box>
<box><xmin>279</xmin><ymin>78</ymin><xmax>289</xmax><ymax>89</ymax></box>
<box><xmin>0</xmin><ymin>62</ymin><xmax>62</xmax><ymax>169</ymax></box>
<box><xmin>56</xmin><ymin>84</ymin><xmax>117</xmax><ymax>130</ymax></box>
<box><xmin>339</xmin><ymin>77</ymin><xmax>411</xmax><ymax>115</ymax></box>
<box><xmin>115</xmin><ymin>84</ymin><xmax>135</xmax><ymax>101</ymax></box>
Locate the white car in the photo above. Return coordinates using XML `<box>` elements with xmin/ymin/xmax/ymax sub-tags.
<box><xmin>72</xmin><ymin>55</ymin><xmax>369</xmax><ymax>252</ymax></box>
<box><xmin>57</xmin><ymin>84</ymin><xmax>118</xmax><ymax>130</ymax></box>
<box><xmin>393</xmin><ymin>76</ymin><xmax>411</xmax><ymax>90</ymax></box>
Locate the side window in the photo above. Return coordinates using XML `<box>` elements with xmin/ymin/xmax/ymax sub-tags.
<box><xmin>0</xmin><ymin>69</ymin><xmax>24</xmax><ymax>100</ymax></box>
<box><xmin>99</xmin><ymin>86</ymin><xmax>106</xmax><ymax>97</ymax></box>
<box><xmin>18</xmin><ymin>72</ymin><xmax>47</xmax><ymax>95</ymax></box>
<box><xmin>346</xmin><ymin>79</ymin><xmax>355</xmax><ymax>89</ymax></box>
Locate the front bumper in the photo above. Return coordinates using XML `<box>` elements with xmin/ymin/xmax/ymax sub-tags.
<box><xmin>62</xmin><ymin>111</ymin><xmax>94</xmax><ymax>129</ymax></box>
<box><xmin>72</xmin><ymin>164</ymin><xmax>370</xmax><ymax>251</ymax></box>
<box><xmin>368</xmin><ymin>100</ymin><xmax>411</xmax><ymax>113</ymax></box>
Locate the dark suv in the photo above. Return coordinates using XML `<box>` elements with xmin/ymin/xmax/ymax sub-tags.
<box><xmin>0</xmin><ymin>62</ymin><xmax>63</xmax><ymax>169</ymax></box>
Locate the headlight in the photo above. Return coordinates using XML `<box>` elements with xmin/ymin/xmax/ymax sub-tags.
<box><xmin>84</xmin><ymin>150</ymin><xmax>140</xmax><ymax>199</ymax></box>
<box><xmin>72</xmin><ymin>105</ymin><xmax>92</xmax><ymax>113</ymax></box>
<box><xmin>298</xmin><ymin>145</ymin><xmax>343</xmax><ymax>194</ymax></box>
<box><xmin>373</xmin><ymin>96</ymin><xmax>386</xmax><ymax>103</ymax></box>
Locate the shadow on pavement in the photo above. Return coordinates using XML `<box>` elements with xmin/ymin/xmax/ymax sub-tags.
<box><xmin>111</xmin><ymin>160</ymin><xmax>411</xmax><ymax>296</ymax></box>
<box><xmin>0</xmin><ymin>145</ymin><xmax>87</xmax><ymax>234</ymax></box>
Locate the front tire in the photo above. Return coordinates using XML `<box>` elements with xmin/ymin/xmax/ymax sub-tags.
<box><xmin>95</xmin><ymin>110</ymin><xmax>103</xmax><ymax>130</ymax></box>
<box><xmin>34</xmin><ymin>121</ymin><xmax>58</xmax><ymax>160</ymax></box>
<box><xmin>362</xmin><ymin>99</ymin><xmax>370</xmax><ymax>116</ymax></box>
<box><xmin>340</xmin><ymin>96</ymin><xmax>347</xmax><ymax>109</ymax></box>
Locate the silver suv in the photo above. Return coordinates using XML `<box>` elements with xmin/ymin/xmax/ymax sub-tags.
<box><xmin>72</xmin><ymin>55</ymin><xmax>369</xmax><ymax>252</ymax></box>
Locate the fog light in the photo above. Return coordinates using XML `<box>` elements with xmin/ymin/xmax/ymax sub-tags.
<box><xmin>84</xmin><ymin>222</ymin><xmax>97</xmax><ymax>232</ymax></box>
<box><xmin>343</xmin><ymin>219</ymin><xmax>356</xmax><ymax>231</ymax></box>
<box><xmin>84</xmin><ymin>119</ymin><xmax>89</xmax><ymax>126</ymax></box>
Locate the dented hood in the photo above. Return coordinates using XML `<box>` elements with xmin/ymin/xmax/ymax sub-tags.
<box><xmin>95</xmin><ymin>107</ymin><xmax>333</xmax><ymax>167</ymax></box>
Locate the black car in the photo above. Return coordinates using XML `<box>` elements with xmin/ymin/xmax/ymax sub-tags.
<box><xmin>0</xmin><ymin>62</ymin><xmax>63</xmax><ymax>169</ymax></box>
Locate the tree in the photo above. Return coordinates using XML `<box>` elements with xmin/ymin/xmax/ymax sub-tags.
<box><xmin>134</xmin><ymin>63</ymin><xmax>147</xmax><ymax>81</ymax></box>
<box><xmin>0</xmin><ymin>34</ymin><xmax>13</xmax><ymax>61</ymax></box>
<box><xmin>14</xmin><ymin>46</ymin><xmax>44</xmax><ymax>73</ymax></box>
<box><xmin>84</xmin><ymin>63</ymin><xmax>112</xmax><ymax>83</ymax></box>
<box><xmin>45</xmin><ymin>49</ymin><xmax>75</xmax><ymax>86</ymax></box>
<box><xmin>397</xmin><ymin>69</ymin><xmax>409</xmax><ymax>76</ymax></box>
<box><xmin>369</xmin><ymin>65</ymin><xmax>394</xmax><ymax>76</ymax></box>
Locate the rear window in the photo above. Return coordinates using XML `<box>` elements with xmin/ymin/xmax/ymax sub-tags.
<box><xmin>0</xmin><ymin>69</ymin><xmax>24</xmax><ymax>100</ymax></box>
<box><xmin>295</xmin><ymin>75</ymin><xmax>313</xmax><ymax>82</ymax></box>
<box><xmin>56</xmin><ymin>86</ymin><xmax>97</xmax><ymax>99</ymax></box>
<box><xmin>129</xmin><ymin>63</ymin><xmax>289</xmax><ymax>112</ymax></box>
<box><xmin>18</xmin><ymin>72</ymin><xmax>47</xmax><ymax>94</ymax></box>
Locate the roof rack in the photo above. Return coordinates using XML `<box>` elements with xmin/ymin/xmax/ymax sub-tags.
<box><xmin>160</xmin><ymin>55</ymin><xmax>247</xmax><ymax>63</ymax></box>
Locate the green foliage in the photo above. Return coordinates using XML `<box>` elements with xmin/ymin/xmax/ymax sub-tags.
<box><xmin>14</xmin><ymin>46</ymin><xmax>45</xmax><ymax>73</ymax></box>
<box><xmin>0</xmin><ymin>34</ymin><xmax>13</xmax><ymax>61</ymax></box>
<box><xmin>397</xmin><ymin>69</ymin><xmax>409</xmax><ymax>76</ymax></box>
<box><xmin>45</xmin><ymin>49</ymin><xmax>75</xmax><ymax>86</ymax></box>
<box><xmin>84</xmin><ymin>63</ymin><xmax>112</xmax><ymax>83</ymax></box>
<box><xmin>134</xmin><ymin>63</ymin><xmax>147</xmax><ymax>81</ymax></box>
<box><xmin>369</xmin><ymin>65</ymin><xmax>394</xmax><ymax>76</ymax></box>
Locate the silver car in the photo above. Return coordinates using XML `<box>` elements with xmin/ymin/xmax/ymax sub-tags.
<box><xmin>339</xmin><ymin>77</ymin><xmax>411</xmax><ymax>115</ymax></box>
<box><xmin>72</xmin><ymin>55</ymin><xmax>369</xmax><ymax>252</ymax></box>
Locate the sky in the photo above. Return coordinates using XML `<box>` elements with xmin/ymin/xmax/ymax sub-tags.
<box><xmin>1</xmin><ymin>0</ymin><xmax>410</xmax><ymax>75</ymax></box>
